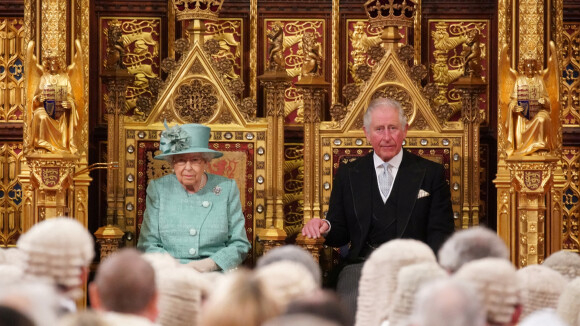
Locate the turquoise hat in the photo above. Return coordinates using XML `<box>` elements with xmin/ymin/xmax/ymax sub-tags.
<box><xmin>154</xmin><ymin>122</ymin><xmax>223</xmax><ymax>160</ymax></box>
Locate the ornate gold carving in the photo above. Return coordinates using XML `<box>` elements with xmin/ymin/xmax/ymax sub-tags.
<box><xmin>518</xmin><ymin>0</ymin><xmax>544</xmax><ymax>65</ymax></box>
<box><xmin>499</xmin><ymin>42</ymin><xmax>561</xmax><ymax>158</ymax></box>
<box><xmin>172</xmin><ymin>0</ymin><xmax>224</xmax><ymax>22</ymax></box>
<box><xmin>498</xmin><ymin>0</ymin><xmax>511</xmax><ymax>46</ymax></box>
<box><xmin>461</xmin><ymin>30</ymin><xmax>484</xmax><ymax>78</ymax></box>
<box><xmin>0</xmin><ymin>143</ymin><xmax>24</xmax><ymax>246</ymax></box>
<box><xmin>330</xmin><ymin>103</ymin><xmax>347</xmax><ymax>124</ymax></box>
<box><xmin>332</xmin><ymin>0</ymin><xmax>339</xmax><ymax>103</ymax></box>
<box><xmin>173</xmin><ymin>79</ymin><xmax>218</xmax><ymax>123</ymax></box>
<box><xmin>94</xmin><ymin>225</ymin><xmax>125</xmax><ymax>261</ymax></box>
<box><xmin>263</xmin><ymin>19</ymin><xmax>325</xmax><ymax>122</ymax></box>
<box><xmin>343</xmin><ymin>83</ymin><xmax>360</xmax><ymax>102</ymax></box>
<box><xmin>371</xmin><ymin>44</ymin><xmax>388</xmax><ymax>63</ymax></box>
<box><xmin>267</xmin><ymin>22</ymin><xmax>285</xmax><ymax>72</ymax></box>
<box><xmin>240</xmin><ymin>97</ymin><xmax>257</xmax><ymax>121</ymax></box>
<box><xmin>301</xmin><ymin>31</ymin><xmax>323</xmax><ymax>78</ymax></box>
<box><xmin>249</xmin><ymin>0</ymin><xmax>257</xmax><ymax>98</ymax></box>
<box><xmin>349</xmin><ymin>22</ymin><xmax>382</xmax><ymax>84</ymax></box>
<box><xmin>0</xmin><ymin>18</ymin><xmax>25</xmax><ymax>122</ymax></box>
<box><xmin>102</xmin><ymin>18</ymin><xmax>160</xmax><ymax>121</ymax></box>
<box><xmin>561</xmin><ymin>23</ymin><xmax>580</xmax><ymax>127</ymax></box>
<box><xmin>561</xmin><ymin>147</ymin><xmax>579</xmax><ymax>250</ymax></box>
<box><xmin>364</xmin><ymin>0</ymin><xmax>416</xmax><ymax>29</ymax></box>
<box><xmin>206</xmin><ymin>19</ymin><xmax>242</xmax><ymax>80</ymax></box>
<box><xmin>41</xmin><ymin>0</ymin><xmax>66</xmax><ymax>59</ymax></box>
<box><xmin>104</xmin><ymin>21</ymin><xmax>126</xmax><ymax>71</ymax></box>
<box><xmin>371</xmin><ymin>85</ymin><xmax>413</xmax><ymax>120</ymax></box>
<box><xmin>24</xmin><ymin>40</ymin><xmax>85</xmax><ymax>155</ymax></box>
<box><xmin>430</xmin><ymin>21</ymin><xmax>486</xmax><ymax>115</ymax></box>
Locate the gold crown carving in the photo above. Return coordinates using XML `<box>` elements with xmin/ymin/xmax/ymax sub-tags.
<box><xmin>173</xmin><ymin>0</ymin><xmax>224</xmax><ymax>21</ymax></box>
<box><xmin>364</xmin><ymin>0</ymin><xmax>416</xmax><ymax>28</ymax></box>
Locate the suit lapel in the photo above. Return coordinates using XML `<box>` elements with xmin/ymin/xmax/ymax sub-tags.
<box><xmin>349</xmin><ymin>153</ymin><xmax>374</xmax><ymax>233</ymax></box>
<box><xmin>396</xmin><ymin>150</ymin><xmax>425</xmax><ymax>237</ymax></box>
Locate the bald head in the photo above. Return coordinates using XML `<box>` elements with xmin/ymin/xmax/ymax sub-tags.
<box><xmin>91</xmin><ymin>249</ymin><xmax>156</xmax><ymax>315</ymax></box>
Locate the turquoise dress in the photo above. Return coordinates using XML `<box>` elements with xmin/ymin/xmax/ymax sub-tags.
<box><xmin>137</xmin><ymin>173</ymin><xmax>251</xmax><ymax>271</ymax></box>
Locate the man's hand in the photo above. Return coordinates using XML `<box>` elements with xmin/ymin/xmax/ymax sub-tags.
<box><xmin>301</xmin><ymin>218</ymin><xmax>329</xmax><ymax>239</ymax></box>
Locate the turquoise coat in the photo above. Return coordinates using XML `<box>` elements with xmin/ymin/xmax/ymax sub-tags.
<box><xmin>137</xmin><ymin>173</ymin><xmax>251</xmax><ymax>271</ymax></box>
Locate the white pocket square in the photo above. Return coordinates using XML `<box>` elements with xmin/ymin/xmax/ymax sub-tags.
<box><xmin>417</xmin><ymin>189</ymin><xmax>430</xmax><ymax>198</ymax></box>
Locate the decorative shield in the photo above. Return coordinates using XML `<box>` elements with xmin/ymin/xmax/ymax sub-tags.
<box><xmin>523</xmin><ymin>170</ymin><xmax>542</xmax><ymax>190</ymax></box>
<box><xmin>41</xmin><ymin>167</ymin><xmax>60</xmax><ymax>187</ymax></box>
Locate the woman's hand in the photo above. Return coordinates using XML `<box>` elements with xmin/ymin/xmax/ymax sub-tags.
<box><xmin>187</xmin><ymin>258</ymin><xmax>219</xmax><ymax>272</ymax></box>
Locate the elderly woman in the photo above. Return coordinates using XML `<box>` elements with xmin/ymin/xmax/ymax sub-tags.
<box><xmin>137</xmin><ymin>123</ymin><xmax>251</xmax><ymax>272</ymax></box>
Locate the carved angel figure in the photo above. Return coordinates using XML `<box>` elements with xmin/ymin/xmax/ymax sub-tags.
<box><xmin>499</xmin><ymin>42</ymin><xmax>560</xmax><ymax>157</ymax></box>
<box><xmin>25</xmin><ymin>40</ymin><xmax>85</xmax><ymax>154</ymax></box>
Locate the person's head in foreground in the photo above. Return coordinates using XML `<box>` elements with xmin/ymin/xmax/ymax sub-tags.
<box><xmin>454</xmin><ymin>258</ymin><xmax>522</xmax><ymax>326</ymax></box>
<box><xmin>17</xmin><ymin>217</ymin><xmax>94</xmax><ymax>300</ymax></box>
<box><xmin>409</xmin><ymin>278</ymin><xmax>485</xmax><ymax>326</ymax></box>
<box><xmin>89</xmin><ymin>248</ymin><xmax>158</xmax><ymax>322</ymax></box>
<box><xmin>438</xmin><ymin>226</ymin><xmax>509</xmax><ymax>273</ymax></box>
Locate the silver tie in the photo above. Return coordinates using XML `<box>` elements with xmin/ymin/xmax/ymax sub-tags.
<box><xmin>378</xmin><ymin>162</ymin><xmax>393</xmax><ymax>199</ymax></box>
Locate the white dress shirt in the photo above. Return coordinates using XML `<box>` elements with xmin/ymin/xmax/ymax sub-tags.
<box><xmin>373</xmin><ymin>149</ymin><xmax>403</xmax><ymax>202</ymax></box>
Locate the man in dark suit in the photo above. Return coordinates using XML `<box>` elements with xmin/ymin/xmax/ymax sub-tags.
<box><xmin>302</xmin><ymin>97</ymin><xmax>454</xmax><ymax>321</ymax></box>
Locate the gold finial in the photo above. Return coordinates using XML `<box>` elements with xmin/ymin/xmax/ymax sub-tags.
<box><xmin>172</xmin><ymin>0</ymin><xmax>224</xmax><ymax>22</ymax></box>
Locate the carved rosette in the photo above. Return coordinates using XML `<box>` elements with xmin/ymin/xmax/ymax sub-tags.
<box><xmin>173</xmin><ymin>79</ymin><xmax>218</xmax><ymax>123</ymax></box>
<box><xmin>371</xmin><ymin>85</ymin><xmax>413</xmax><ymax>121</ymax></box>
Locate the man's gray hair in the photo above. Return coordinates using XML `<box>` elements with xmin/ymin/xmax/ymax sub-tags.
<box><xmin>411</xmin><ymin>278</ymin><xmax>486</xmax><ymax>326</ymax></box>
<box><xmin>363</xmin><ymin>98</ymin><xmax>408</xmax><ymax>130</ymax></box>
<box><xmin>438</xmin><ymin>226</ymin><xmax>509</xmax><ymax>273</ymax></box>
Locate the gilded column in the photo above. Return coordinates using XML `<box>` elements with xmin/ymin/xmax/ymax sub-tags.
<box><xmin>495</xmin><ymin>0</ymin><xmax>564</xmax><ymax>265</ymax></box>
<box><xmin>331</xmin><ymin>0</ymin><xmax>339</xmax><ymax>104</ymax></box>
<box><xmin>455</xmin><ymin>78</ymin><xmax>486</xmax><ymax>228</ymax></box>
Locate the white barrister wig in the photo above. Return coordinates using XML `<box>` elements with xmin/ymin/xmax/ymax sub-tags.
<box><xmin>517</xmin><ymin>264</ymin><xmax>566</xmax><ymax>319</ymax></box>
<box><xmin>387</xmin><ymin>262</ymin><xmax>449</xmax><ymax>326</ymax></box>
<box><xmin>454</xmin><ymin>258</ymin><xmax>520</xmax><ymax>325</ymax></box>
<box><xmin>556</xmin><ymin>277</ymin><xmax>580</xmax><ymax>326</ymax></box>
<box><xmin>254</xmin><ymin>260</ymin><xmax>319</xmax><ymax>310</ymax></box>
<box><xmin>156</xmin><ymin>266</ymin><xmax>207</xmax><ymax>326</ymax></box>
<box><xmin>17</xmin><ymin>217</ymin><xmax>94</xmax><ymax>299</ymax></box>
<box><xmin>0</xmin><ymin>264</ymin><xmax>24</xmax><ymax>285</ymax></box>
<box><xmin>257</xmin><ymin>244</ymin><xmax>322</xmax><ymax>286</ymax></box>
<box><xmin>438</xmin><ymin>226</ymin><xmax>509</xmax><ymax>273</ymax></box>
<box><xmin>0</xmin><ymin>247</ymin><xmax>27</xmax><ymax>268</ymax></box>
<box><xmin>355</xmin><ymin>239</ymin><xmax>437</xmax><ymax>326</ymax></box>
<box><xmin>542</xmin><ymin>250</ymin><xmax>580</xmax><ymax>281</ymax></box>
